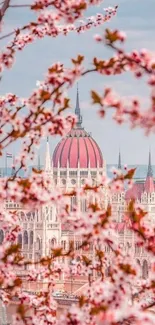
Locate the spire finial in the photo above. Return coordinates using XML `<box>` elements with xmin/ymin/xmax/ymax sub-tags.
<box><xmin>38</xmin><ymin>154</ymin><xmax>41</xmax><ymax>171</ymax></box>
<box><xmin>75</xmin><ymin>84</ymin><xmax>82</xmax><ymax>128</ymax></box>
<box><xmin>45</xmin><ymin>138</ymin><xmax>51</xmax><ymax>172</ymax></box>
<box><xmin>147</xmin><ymin>148</ymin><xmax>153</xmax><ymax>177</ymax></box>
<box><xmin>118</xmin><ymin>148</ymin><xmax>122</xmax><ymax>170</ymax></box>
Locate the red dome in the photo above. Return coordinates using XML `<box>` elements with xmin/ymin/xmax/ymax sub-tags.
<box><xmin>53</xmin><ymin>128</ymin><xmax>103</xmax><ymax>168</ymax></box>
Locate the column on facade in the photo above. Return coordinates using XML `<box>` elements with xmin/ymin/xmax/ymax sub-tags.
<box><xmin>66</xmin><ymin>159</ymin><xmax>70</xmax><ymax>191</ymax></box>
<box><xmin>57</xmin><ymin>160</ymin><xmax>60</xmax><ymax>187</ymax></box>
<box><xmin>77</xmin><ymin>159</ymin><xmax>81</xmax><ymax>214</ymax></box>
<box><xmin>32</xmin><ymin>213</ymin><xmax>36</xmax><ymax>263</ymax></box>
<box><xmin>97</xmin><ymin>160</ymin><xmax>100</xmax><ymax>185</ymax></box>
<box><xmin>88</xmin><ymin>159</ymin><xmax>91</xmax><ymax>182</ymax></box>
<box><xmin>41</xmin><ymin>207</ymin><xmax>47</xmax><ymax>257</ymax></box>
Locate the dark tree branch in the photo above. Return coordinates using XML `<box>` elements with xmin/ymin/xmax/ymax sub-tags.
<box><xmin>0</xmin><ymin>0</ymin><xmax>11</xmax><ymax>22</ymax></box>
<box><xmin>0</xmin><ymin>29</ymin><xmax>15</xmax><ymax>40</ymax></box>
<box><xmin>9</xmin><ymin>4</ymin><xmax>30</xmax><ymax>8</ymax></box>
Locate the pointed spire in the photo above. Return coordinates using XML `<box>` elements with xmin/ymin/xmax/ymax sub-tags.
<box><xmin>118</xmin><ymin>148</ymin><xmax>122</xmax><ymax>170</ymax></box>
<box><xmin>45</xmin><ymin>137</ymin><xmax>51</xmax><ymax>172</ymax></box>
<box><xmin>75</xmin><ymin>84</ymin><xmax>82</xmax><ymax>128</ymax></box>
<box><xmin>145</xmin><ymin>149</ymin><xmax>154</xmax><ymax>193</ymax></box>
<box><xmin>147</xmin><ymin>149</ymin><xmax>153</xmax><ymax>177</ymax></box>
<box><xmin>38</xmin><ymin>154</ymin><xmax>41</xmax><ymax>171</ymax></box>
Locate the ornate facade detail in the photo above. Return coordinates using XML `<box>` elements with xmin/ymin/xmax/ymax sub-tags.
<box><xmin>0</xmin><ymin>90</ymin><xmax>154</xmax><ymax>291</ymax></box>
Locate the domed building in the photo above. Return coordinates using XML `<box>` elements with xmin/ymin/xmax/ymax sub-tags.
<box><xmin>38</xmin><ymin>88</ymin><xmax>108</xmax><ymax>277</ymax></box>
<box><xmin>51</xmin><ymin>87</ymin><xmax>106</xmax><ymax>189</ymax></box>
<box><xmin>1</xmin><ymin>88</ymin><xmax>154</xmax><ymax>302</ymax></box>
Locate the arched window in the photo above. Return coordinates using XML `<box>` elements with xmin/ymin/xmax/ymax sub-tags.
<box><xmin>135</xmin><ymin>244</ymin><xmax>141</xmax><ymax>255</ymax></box>
<box><xmin>80</xmin><ymin>198</ymin><xmax>87</xmax><ymax>212</ymax></box>
<box><xmin>0</xmin><ymin>229</ymin><xmax>4</xmax><ymax>244</ymax></box>
<box><xmin>71</xmin><ymin>196</ymin><xmax>77</xmax><ymax>212</ymax></box>
<box><xmin>36</xmin><ymin>237</ymin><xmax>41</xmax><ymax>251</ymax></box>
<box><xmin>61</xmin><ymin>240</ymin><xmax>66</xmax><ymax>250</ymax></box>
<box><xmin>24</xmin><ymin>230</ymin><xmax>28</xmax><ymax>245</ymax></box>
<box><xmin>105</xmin><ymin>245</ymin><xmax>110</xmax><ymax>254</ymax></box>
<box><xmin>75</xmin><ymin>241</ymin><xmax>81</xmax><ymax>250</ymax></box>
<box><xmin>62</xmin><ymin>257</ymin><xmax>65</xmax><ymax>263</ymax></box>
<box><xmin>30</xmin><ymin>231</ymin><xmax>33</xmax><ymax>246</ymax></box>
<box><xmin>51</xmin><ymin>238</ymin><xmax>56</xmax><ymax>248</ymax></box>
<box><xmin>142</xmin><ymin>260</ymin><xmax>148</xmax><ymax>279</ymax></box>
<box><xmin>18</xmin><ymin>234</ymin><xmax>22</xmax><ymax>247</ymax></box>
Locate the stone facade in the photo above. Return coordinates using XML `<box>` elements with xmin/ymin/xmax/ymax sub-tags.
<box><xmin>0</xmin><ymin>90</ymin><xmax>153</xmax><ymax>287</ymax></box>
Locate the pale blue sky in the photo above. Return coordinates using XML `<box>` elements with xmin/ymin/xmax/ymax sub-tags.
<box><xmin>1</xmin><ymin>0</ymin><xmax>155</xmax><ymax>167</ymax></box>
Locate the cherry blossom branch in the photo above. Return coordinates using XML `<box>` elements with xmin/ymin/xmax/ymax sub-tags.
<box><xmin>0</xmin><ymin>29</ymin><xmax>14</xmax><ymax>40</ymax></box>
<box><xmin>143</xmin><ymin>301</ymin><xmax>155</xmax><ymax>310</ymax></box>
<box><xmin>0</xmin><ymin>7</ymin><xmax>117</xmax><ymax>42</ymax></box>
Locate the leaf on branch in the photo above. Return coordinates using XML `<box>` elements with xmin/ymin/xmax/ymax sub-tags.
<box><xmin>52</xmin><ymin>248</ymin><xmax>63</xmax><ymax>257</ymax></box>
<box><xmin>119</xmin><ymin>263</ymin><xmax>136</xmax><ymax>275</ymax></box>
<box><xmin>14</xmin><ymin>277</ymin><xmax>22</xmax><ymax>287</ymax></box>
<box><xmin>4</xmin><ymin>244</ymin><xmax>19</xmax><ymax>257</ymax></box>
<box><xmin>40</xmin><ymin>90</ymin><xmax>51</xmax><ymax>101</ymax></box>
<box><xmin>58</xmin><ymin>98</ymin><xmax>70</xmax><ymax>114</ymax></box>
<box><xmin>96</xmin><ymin>250</ymin><xmax>104</xmax><ymax>259</ymax></box>
<box><xmin>82</xmin><ymin>255</ymin><xmax>91</xmax><ymax>266</ymax></box>
<box><xmin>17</xmin><ymin>304</ymin><xmax>26</xmax><ymax>319</ymax></box>
<box><xmin>105</xmin><ymin>29</ymin><xmax>120</xmax><ymax>43</ymax></box>
<box><xmin>15</xmin><ymin>29</ymin><xmax>20</xmax><ymax>36</ymax></box>
<box><xmin>91</xmin><ymin>91</ymin><xmax>102</xmax><ymax>106</ymax></box>
<box><xmin>32</xmin><ymin>167</ymin><xmax>42</xmax><ymax>174</ymax></box>
<box><xmin>79</xmin><ymin>295</ymin><xmax>87</xmax><ymax>307</ymax></box>
<box><xmin>77</xmin><ymin>3</ymin><xmax>87</xmax><ymax>10</ymax></box>
<box><xmin>31</xmin><ymin>3</ymin><xmax>44</xmax><ymax>10</ymax></box>
<box><xmin>124</xmin><ymin>168</ymin><xmax>136</xmax><ymax>180</ymax></box>
<box><xmin>72</xmin><ymin>55</ymin><xmax>84</xmax><ymax>65</ymax></box>
<box><xmin>90</xmin><ymin>305</ymin><xmax>107</xmax><ymax>315</ymax></box>
<box><xmin>93</xmin><ymin>57</ymin><xmax>105</xmax><ymax>70</ymax></box>
<box><xmin>64</xmin><ymin>190</ymin><xmax>76</xmax><ymax>197</ymax></box>
<box><xmin>106</xmin><ymin>204</ymin><xmax>112</xmax><ymax>218</ymax></box>
<box><xmin>88</xmin><ymin>203</ymin><xmax>100</xmax><ymax>212</ymax></box>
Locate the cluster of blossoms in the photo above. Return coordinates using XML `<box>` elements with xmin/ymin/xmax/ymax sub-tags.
<box><xmin>0</xmin><ymin>1</ymin><xmax>155</xmax><ymax>325</ymax></box>
<box><xmin>0</xmin><ymin>0</ymin><xmax>117</xmax><ymax>72</ymax></box>
<box><xmin>91</xmin><ymin>30</ymin><xmax>155</xmax><ymax>134</ymax></box>
<box><xmin>0</xmin><ymin>165</ymin><xmax>155</xmax><ymax>324</ymax></box>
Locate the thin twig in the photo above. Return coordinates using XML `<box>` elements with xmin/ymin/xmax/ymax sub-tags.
<box><xmin>9</xmin><ymin>4</ymin><xmax>30</xmax><ymax>8</ymax></box>
<box><xmin>0</xmin><ymin>29</ymin><xmax>15</xmax><ymax>40</ymax></box>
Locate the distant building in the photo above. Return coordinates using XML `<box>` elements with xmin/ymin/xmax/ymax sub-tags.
<box><xmin>0</xmin><ymin>88</ymin><xmax>154</xmax><ymax>295</ymax></box>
